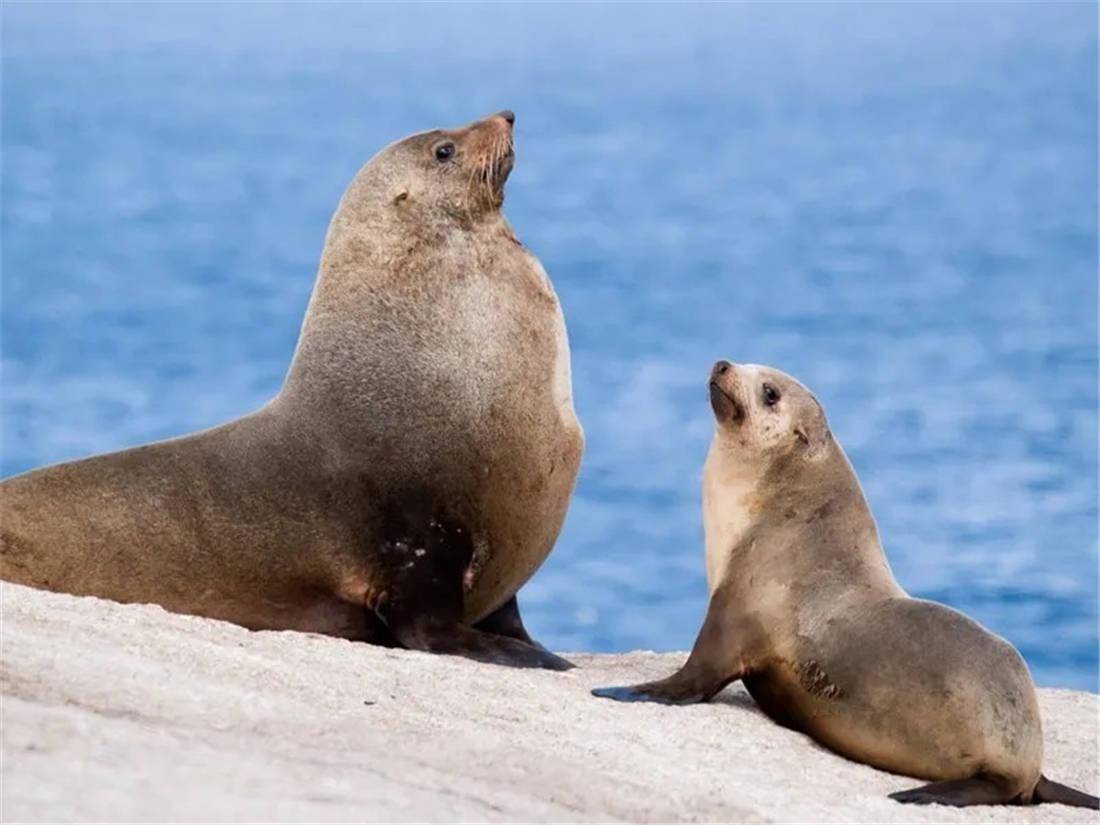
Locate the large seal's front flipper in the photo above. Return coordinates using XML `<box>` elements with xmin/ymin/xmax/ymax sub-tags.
<box><xmin>401</xmin><ymin>621</ymin><xmax>574</xmax><ymax>670</ymax></box>
<box><xmin>371</xmin><ymin>504</ymin><xmax>573</xmax><ymax>670</ymax></box>
<box><xmin>592</xmin><ymin>582</ymin><xmax>762</xmax><ymax>705</ymax></box>
<box><xmin>889</xmin><ymin>776</ymin><xmax>1017</xmax><ymax>807</ymax></box>
<box><xmin>474</xmin><ymin>594</ymin><xmax>574</xmax><ymax>668</ymax></box>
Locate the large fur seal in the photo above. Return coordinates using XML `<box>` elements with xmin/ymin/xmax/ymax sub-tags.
<box><xmin>1</xmin><ymin>111</ymin><xmax>584</xmax><ymax>670</ymax></box>
<box><xmin>593</xmin><ymin>360</ymin><xmax>1097</xmax><ymax>808</ymax></box>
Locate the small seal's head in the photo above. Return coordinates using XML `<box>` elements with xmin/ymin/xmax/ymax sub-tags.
<box><xmin>707</xmin><ymin>360</ymin><xmax>832</xmax><ymax>466</ymax></box>
<box><xmin>343</xmin><ymin>110</ymin><xmax>517</xmax><ymax>227</ymax></box>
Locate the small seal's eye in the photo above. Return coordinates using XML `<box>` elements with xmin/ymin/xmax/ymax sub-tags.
<box><xmin>762</xmin><ymin>383</ymin><xmax>781</xmax><ymax>407</ymax></box>
<box><xmin>434</xmin><ymin>142</ymin><xmax>455</xmax><ymax>162</ymax></box>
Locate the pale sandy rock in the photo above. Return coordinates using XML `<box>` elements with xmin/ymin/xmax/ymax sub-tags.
<box><xmin>1</xmin><ymin>583</ymin><xmax>1096</xmax><ymax>823</ymax></box>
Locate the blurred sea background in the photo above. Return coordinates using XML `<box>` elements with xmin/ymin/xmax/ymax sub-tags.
<box><xmin>2</xmin><ymin>3</ymin><xmax>1096</xmax><ymax>690</ymax></box>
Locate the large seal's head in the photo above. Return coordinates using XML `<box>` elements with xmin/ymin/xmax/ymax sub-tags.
<box><xmin>337</xmin><ymin>110</ymin><xmax>517</xmax><ymax>229</ymax></box>
<box><xmin>287</xmin><ymin>111</ymin><xmax>524</xmax><ymax>408</ymax></box>
<box><xmin>707</xmin><ymin>360</ymin><xmax>833</xmax><ymax>470</ymax></box>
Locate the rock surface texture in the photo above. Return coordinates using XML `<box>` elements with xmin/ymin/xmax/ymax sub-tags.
<box><xmin>2</xmin><ymin>583</ymin><xmax>1097</xmax><ymax>823</ymax></box>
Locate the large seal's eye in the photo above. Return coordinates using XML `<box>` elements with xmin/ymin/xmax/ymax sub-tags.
<box><xmin>434</xmin><ymin>142</ymin><xmax>456</xmax><ymax>163</ymax></box>
<box><xmin>762</xmin><ymin>383</ymin><xmax>781</xmax><ymax>407</ymax></box>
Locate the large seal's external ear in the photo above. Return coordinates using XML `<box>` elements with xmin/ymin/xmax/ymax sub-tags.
<box><xmin>393</xmin><ymin>190</ymin><xmax>409</xmax><ymax>206</ymax></box>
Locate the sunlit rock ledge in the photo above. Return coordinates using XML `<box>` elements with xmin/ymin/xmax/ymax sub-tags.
<box><xmin>1</xmin><ymin>582</ymin><xmax>1096</xmax><ymax>823</ymax></box>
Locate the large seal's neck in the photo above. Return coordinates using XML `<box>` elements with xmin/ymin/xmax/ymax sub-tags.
<box><xmin>703</xmin><ymin>436</ymin><xmax>901</xmax><ymax>602</ymax></box>
<box><xmin>271</xmin><ymin>192</ymin><xmax>519</xmax><ymax>473</ymax></box>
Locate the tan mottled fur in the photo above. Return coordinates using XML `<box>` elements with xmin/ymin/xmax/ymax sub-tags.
<box><xmin>1</xmin><ymin>112</ymin><xmax>582</xmax><ymax>639</ymax></box>
<box><xmin>595</xmin><ymin>361</ymin><xmax>1072</xmax><ymax>805</ymax></box>
<box><xmin>707</xmin><ymin>362</ymin><xmax>1044</xmax><ymax>799</ymax></box>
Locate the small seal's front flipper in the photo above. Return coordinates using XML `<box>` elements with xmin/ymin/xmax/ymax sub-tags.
<box><xmin>591</xmin><ymin>681</ymin><xmax>708</xmax><ymax>705</ymax></box>
<box><xmin>593</xmin><ymin>581</ymin><xmax>763</xmax><ymax>705</ymax></box>
<box><xmin>889</xmin><ymin>776</ymin><xmax>1016</xmax><ymax>807</ymax></box>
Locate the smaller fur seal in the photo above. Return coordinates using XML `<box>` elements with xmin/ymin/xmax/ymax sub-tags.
<box><xmin>593</xmin><ymin>360</ymin><xmax>1097</xmax><ymax>809</ymax></box>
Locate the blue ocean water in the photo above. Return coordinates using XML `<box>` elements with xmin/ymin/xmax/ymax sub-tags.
<box><xmin>2</xmin><ymin>4</ymin><xmax>1096</xmax><ymax>690</ymax></box>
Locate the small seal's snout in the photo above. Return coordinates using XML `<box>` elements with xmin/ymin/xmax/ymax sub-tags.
<box><xmin>709</xmin><ymin>360</ymin><xmax>744</xmax><ymax>423</ymax></box>
<box><xmin>496</xmin><ymin>109</ymin><xmax>516</xmax><ymax>126</ymax></box>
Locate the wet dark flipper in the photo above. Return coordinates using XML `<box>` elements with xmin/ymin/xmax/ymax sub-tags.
<box><xmin>473</xmin><ymin>593</ymin><xmax>559</xmax><ymax>648</ymax></box>
<box><xmin>592</xmin><ymin>581</ymin><xmax>763</xmax><ymax>704</ymax></box>
<box><xmin>398</xmin><ymin>619</ymin><xmax>573</xmax><ymax>670</ymax></box>
<box><xmin>474</xmin><ymin>595</ymin><xmax>534</xmax><ymax>642</ymax></box>
<box><xmin>370</xmin><ymin>500</ymin><xmax>571</xmax><ymax>671</ymax></box>
<box><xmin>475</xmin><ymin>594</ymin><xmax>576</xmax><ymax>669</ymax></box>
<box><xmin>890</xmin><ymin>776</ymin><xmax>1016</xmax><ymax>806</ymax></box>
<box><xmin>1034</xmin><ymin>775</ymin><xmax>1100</xmax><ymax>809</ymax></box>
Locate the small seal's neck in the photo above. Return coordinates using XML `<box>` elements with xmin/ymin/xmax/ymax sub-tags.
<box><xmin>704</xmin><ymin>441</ymin><xmax>899</xmax><ymax>600</ymax></box>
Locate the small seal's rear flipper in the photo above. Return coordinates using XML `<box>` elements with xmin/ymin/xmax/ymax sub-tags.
<box><xmin>1034</xmin><ymin>775</ymin><xmax>1100</xmax><ymax>809</ymax></box>
<box><xmin>591</xmin><ymin>581</ymin><xmax>763</xmax><ymax>705</ymax></box>
<box><xmin>889</xmin><ymin>776</ymin><xmax>1016</xmax><ymax>806</ymax></box>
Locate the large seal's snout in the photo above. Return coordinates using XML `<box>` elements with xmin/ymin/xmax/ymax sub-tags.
<box><xmin>468</xmin><ymin>109</ymin><xmax>515</xmax><ymax>141</ymax></box>
<box><xmin>709</xmin><ymin>360</ymin><xmax>744</xmax><ymax>423</ymax></box>
<box><xmin>461</xmin><ymin>110</ymin><xmax>516</xmax><ymax>200</ymax></box>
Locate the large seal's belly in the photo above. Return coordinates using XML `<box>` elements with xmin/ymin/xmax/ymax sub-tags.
<box><xmin>444</xmin><ymin>251</ymin><xmax>583</xmax><ymax>621</ymax></box>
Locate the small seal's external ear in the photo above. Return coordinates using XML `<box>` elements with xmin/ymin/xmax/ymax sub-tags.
<box><xmin>796</xmin><ymin>402</ymin><xmax>832</xmax><ymax>461</ymax></box>
<box><xmin>393</xmin><ymin>190</ymin><xmax>409</xmax><ymax>205</ymax></box>
<box><xmin>808</xmin><ymin>430</ymin><xmax>833</xmax><ymax>461</ymax></box>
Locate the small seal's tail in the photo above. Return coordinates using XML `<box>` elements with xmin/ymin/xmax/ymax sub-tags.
<box><xmin>1034</xmin><ymin>775</ymin><xmax>1100</xmax><ymax>809</ymax></box>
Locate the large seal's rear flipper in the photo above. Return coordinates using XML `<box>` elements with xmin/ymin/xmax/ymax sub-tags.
<box><xmin>1033</xmin><ymin>775</ymin><xmax>1100</xmax><ymax>809</ymax></box>
<box><xmin>591</xmin><ymin>582</ymin><xmax>764</xmax><ymax>704</ymax></box>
